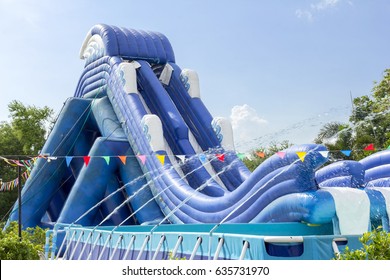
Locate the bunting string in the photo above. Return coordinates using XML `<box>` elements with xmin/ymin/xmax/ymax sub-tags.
<box><xmin>0</xmin><ymin>143</ymin><xmax>383</xmax><ymax>192</ymax></box>
<box><xmin>0</xmin><ymin>170</ymin><xmax>30</xmax><ymax>192</ymax></box>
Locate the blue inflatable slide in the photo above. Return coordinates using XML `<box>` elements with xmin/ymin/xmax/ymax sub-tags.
<box><xmin>7</xmin><ymin>24</ymin><xmax>390</xmax><ymax>260</ymax></box>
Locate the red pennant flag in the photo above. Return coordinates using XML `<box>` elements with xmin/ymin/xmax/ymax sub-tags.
<box><xmin>256</xmin><ymin>151</ymin><xmax>265</xmax><ymax>158</ymax></box>
<box><xmin>83</xmin><ymin>156</ymin><xmax>91</xmax><ymax>166</ymax></box>
<box><xmin>216</xmin><ymin>154</ymin><xmax>225</xmax><ymax>162</ymax></box>
<box><xmin>118</xmin><ymin>156</ymin><xmax>127</xmax><ymax>165</ymax></box>
<box><xmin>364</xmin><ymin>143</ymin><xmax>375</xmax><ymax>151</ymax></box>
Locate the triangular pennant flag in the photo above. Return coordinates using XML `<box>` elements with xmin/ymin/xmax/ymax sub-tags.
<box><xmin>341</xmin><ymin>150</ymin><xmax>352</xmax><ymax>157</ymax></box>
<box><xmin>237</xmin><ymin>153</ymin><xmax>246</xmax><ymax>160</ymax></box>
<box><xmin>118</xmin><ymin>156</ymin><xmax>127</xmax><ymax>165</ymax></box>
<box><xmin>137</xmin><ymin>154</ymin><xmax>146</xmax><ymax>165</ymax></box>
<box><xmin>83</xmin><ymin>156</ymin><xmax>91</xmax><ymax>166</ymax></box>
<box><xmin>276</xmin><ymin>151</ymin><xmax>286</xmax><ymax>159</ymax></box>
<box><xmin>319</xmin><ymin>151</ymin><xmax>329</xmax><ymax>159</ymax></box>
<box><xmin>102</xmin><ymin>156</ymin><xmax>110</xmax><ymax>165</ymax></box>
<box><xmin>22</xmin><ymin>160</ymin><xmax>32</xmax><ymax>171</ymax></box>
<box><xmin>12</xmin><ymin>160</ymin><xmax>24</xmax><ymax>167</ymax></box>
<box><xmin>156</xmin><ymin>155</ymin><xmax>165</xmax><ymax>165</ymax></box>
<box><xmin>3</xmin><ymin>158</ymin><xmax>17</xmax><ymax>166</ymax></box>
<box><xmin>65</xmin><ymin>156</ymin><xmax>73</xmax><ymax>167</ymax></box>
<box><xmin>216</xmin><ymin>154</ymin><xmax>225</xmax><ymax>162</ymax></box>
<box><xmin>296</xmin><ymin>151</ymin><xmax>307</xmax><ymax>162</ymax></box>
<box><xmin>176</xmin><ymin>155</ymin><xmax>186</xmax><ymax>163</ymax></box>
<box><xmin>198</xmin><ymin>154</ymin><xmax>207</xmax><ymax>163</ymax></box>
<box><xmin>364</xmin><ymin>143</ymin><xmax>375</xmax><ymax>151</ymax></box>
<box><xmin>256</xmin><ymin>151</ymin><xmax>265</xmax><ymax>158</ymax></box>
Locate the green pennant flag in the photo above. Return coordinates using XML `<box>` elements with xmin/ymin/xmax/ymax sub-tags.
<box><xmin>102</xmin><ymin>156</ymin><xmax>110</xmax><ymax>165</ymax></box>
<box><xmin>237</xmin><ymin>153</ymin><xmax>246</xmax><ymax>160</ymax></box>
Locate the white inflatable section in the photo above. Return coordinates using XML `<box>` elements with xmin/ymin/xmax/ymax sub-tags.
<box><xmin>79</xmin><ymin>31</ymin><xmax>93</xmax><ymax>58</ymax></box>
<box><xmin>181</xmin><ymin>69</ymin><xmax>201</xmax><ymax>98</ymax></box>
<box><xmin>188</xmin><ymin>131</ymin><xmax>227</xmax><ymax>189</ymax></box>
<box><xmin>322</xmin><ymin>187</ymin><xmax>370</xmax><ymax>235</ymax></box>
<box><xmin>141</xmin><ymin>115</ymin><xmax>165</xmax><ymax>152</ymax></box>
<box><xmin>118</xmin><ymin>62</ymin><xmax>141</xmax><ymax>94</ymax></box>
<box><xmin>163</xmin><ymin>142</ymin><xmax>188</xmax><ymax>183</ymax></box>
<box><xmin>371</xmin><ymin>187</ymin><xmax>390</xmax><ymax>224</ymax></box>
<box><xmin>211</xmin><ymin>117</ymin><xmax>235</xmax><ymax>151</ymax></box>
<box><xmin>131</xmin><ymin>65</ymin><xmax>226</xmax><ymax>188</ymax></box>
<box><xmin>159</xmin><ymin>64</ymin><xmax>174</xmax><ymax>85</ymax></box>
<box><xmin>79</xmin><ymin>34</ymin><xmax>105</xmax><ymax>61</ymax></box>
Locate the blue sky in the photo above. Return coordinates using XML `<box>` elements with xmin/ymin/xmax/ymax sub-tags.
<box><xmin>0</xmin><ymin>0</ymin><xmax>389</xmax><ymax>152</ymax></box>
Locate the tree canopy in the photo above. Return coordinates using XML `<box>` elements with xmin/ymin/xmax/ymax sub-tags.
<box><xmin>243</xmin><ymin>68</ymin><xmax>390</xmax><ymax>169</ymax></box>
<box><xmin>315</xmin><ymin>69</ymin><xmax>390</xmax><ymax>161</ymax></box>
<box><xmin>0</xmin><ymin>101</ymin><xmax>53</xmax><ymax>221</ymax></box>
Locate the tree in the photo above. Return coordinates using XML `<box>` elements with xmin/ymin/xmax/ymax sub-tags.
<box><xmin>316</xmin><ymin>69</ymin><xmax>390</xmax><ymax>160</ymax></box>
<box><xmin>0</xmin><ymin>101</ymin><xmax>53</xmax><ymax>222</ymax></box>
<box><xmin>314</xmin><ymin>122</ymin><xmax>354</xmax><ymax>161</ymax></box>
<box><xmin>243</xmin><ymin>140</ymin><xmax>292</xmax><ymax>172</ymax></box>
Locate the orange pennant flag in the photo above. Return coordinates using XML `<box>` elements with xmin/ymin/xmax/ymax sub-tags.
<box><xmin>296</xmin><ymin>152</ymin><xmax>307</xmax><ymax>162</ymax></box>
<box><xmin>156</xmin><ymin>155</ymin><xmax>165</xmax><ymax>165</ymax></box>
<box><xmin>83</xmin><ymin>156</ymin><xmax>90</xmax><ymax>166</ymax></box>
<box><xmin>256</xmin><ymin>151</ymin><xmax>265</xmax><ymax>158</ymax></box>
<box><xmin>118</xmin><ymin>156</ymin><xmax>127</xmax><ymax>165</ymax></box>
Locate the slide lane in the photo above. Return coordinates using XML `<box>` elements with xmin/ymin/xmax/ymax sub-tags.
<box><xmin>107</xmin><ymin>60</ymin><xmax>330</xmax><ymax>223</ymax></box>
<box><xmin>162</xmin><ymin>63</ymin><xmax>250</xmax><ymax>190</ymax></box>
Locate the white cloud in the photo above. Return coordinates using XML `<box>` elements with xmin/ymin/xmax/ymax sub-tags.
<box><xmin>230</xmin><ymin>104</ymin><xmax>268</xmax><ymax>151</ymax></box>
<box><xmin>295</xmin><ymin>9</ymin><xmax>313</xmax><ymax>22</ymax></box>
<box><xmin>311</xmin><ymin>0</ymin><xmax>340</xmax><ymax>11</ymax></box>
<box><xmin>296</xmin><ymin>0</ymin><xmax>350</xmax><ymax>21</ymax></box>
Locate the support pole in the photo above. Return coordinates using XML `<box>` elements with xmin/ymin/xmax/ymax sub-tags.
<box><xmin>17</xmin><ymin>160</ymin><xmax>22</xmax><ymax>240</ymax></box>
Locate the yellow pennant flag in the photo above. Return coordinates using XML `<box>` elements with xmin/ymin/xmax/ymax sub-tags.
<box><xmin>296</xmin><ymin>152</ymin><xmax>307</xmax><ymax>162</ymax></box>
<box><xmin>156</xmin><ymin>155</ymin><xmax>165</xmax><ymax>166</ymax></box>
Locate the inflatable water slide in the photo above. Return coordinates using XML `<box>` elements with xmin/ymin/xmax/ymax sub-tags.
<box><xmin>7</xmin><ymin>24</ymin><xmax>390</xmax><ymax>260</ymax></box>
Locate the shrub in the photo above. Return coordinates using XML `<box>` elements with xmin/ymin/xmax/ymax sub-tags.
<box><xmin>0</xmin><ymin>222</ymin><xmax>47</xmax><ymax>260</ymax></box>
<box><xmin>336</xmin><ymin>227</ymin><xmax>390</xmax><ymax>260</ymax></box>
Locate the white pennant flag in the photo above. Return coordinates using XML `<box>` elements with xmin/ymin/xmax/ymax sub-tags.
<box><xmin>176</xmin><ymin>155</ymin><xmax>186</xmax><ymax>163</ymax></box>
<box><xmin>319</xmin><ymin>151</ymin><xmax>329</xmax><ymax>159</ymax></box>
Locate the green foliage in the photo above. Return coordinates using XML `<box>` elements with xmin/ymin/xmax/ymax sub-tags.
<box><xmin>336</xmin><ymin>227</ymin><xmax>390</xmax><ymax>260</ymax></box>
<box><xmin>7</xmin><ymin>100</ymin><xmax>54</xmax><ymax>155</ymax></box>
<box><xmin>0</xmin><ymin>221</ymin><xmax>47</xmax><ymax>260</ymax></box>
<box><xmin>0</xmin><ymin>101</ymin><xmax>53</xmax><ymax>221</ymax></box>
<box><xmin>243</xmin><ymin>140</ymin><xmax>292</xmax><ymax>172</ymax></box>
<box><xmin>316</xmin><ymin>69</ymin><xmax>390</xmax><ymax>160</ymax></box>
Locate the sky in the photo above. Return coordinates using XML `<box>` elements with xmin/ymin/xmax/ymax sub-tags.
<box><xmin>0</xmin><ymin>0</ymin><xmax>389</xmax><ymax>152</ymax></box>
